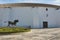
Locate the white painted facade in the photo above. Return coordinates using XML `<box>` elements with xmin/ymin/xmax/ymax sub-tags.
<box><xmin>0</xmin><ymin>7</ymin><xmax>60</xmax><ymax>28</ymax></box>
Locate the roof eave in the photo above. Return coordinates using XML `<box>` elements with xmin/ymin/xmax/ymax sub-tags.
<box><xmin>0</xmin><ymin>3</ymin><xmax>60</xmax><ymax>8</ymax></box>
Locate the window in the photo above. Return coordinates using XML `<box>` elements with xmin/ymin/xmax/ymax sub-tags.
<box><xmin>46</xmin><ymin>8</ymin><xmax>48</xmax><ymax>11</ymax></box>
<box><xmin>56</xmin><ymin>8</ymin><xmax>59</xmax><ymax>10</ymax></box>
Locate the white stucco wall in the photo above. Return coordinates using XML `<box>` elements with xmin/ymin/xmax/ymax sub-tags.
<box><xmin>38</xmin><ymin>7</ymin><xmax>56</xmax><ymax>28</ymax></box>
<box><xmin>47</xmin><ymin>8</ymin><xmax>57</xmax><ymax>28</ymax></box>
<box><xmin>12</xmin><ymin>7</ymin><xmax>33</xmax><ymax>27</ymax></box>
<box><xmin>55</xmin><ymin>9</ymin><xmax>60</xmax><ymax>27</ymax></box>
<box><xmin>0</xmin><ymin>7</ymin><xmax>59</xmax><ymax>28</ymax></box>
<box><xmin>11</xmin><ymin>7</ymin><xmax>57</xmax><ymax>28</ymax></box>
<box><xmin>0</xmin><ymin>8</ymin><xmax>10</xmax><ymax>26</ymax></box>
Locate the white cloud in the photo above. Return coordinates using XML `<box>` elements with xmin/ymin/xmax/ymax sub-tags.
<box><xmin>20</xmin><ymin>0</ymin><xmax>39</xmax><ymax>3</ymax></box>
<box><xmin>54</xmin><ymin>0</ymin><xmax>60</xmax><ymax>2</ymax></box>
<box><xmin>53</xmin><ymin>0</ymin><xmax>60</xmax><ymax>5</ymax></box>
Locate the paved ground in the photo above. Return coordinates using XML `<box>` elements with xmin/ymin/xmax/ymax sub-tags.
<box><xmin>0</xmin><ymin>28</ymin><xmax>60</xmax><ymax>40</ymax></box>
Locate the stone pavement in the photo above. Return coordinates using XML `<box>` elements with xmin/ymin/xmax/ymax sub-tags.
<box><xmin>0</xmin><ymin>28</ymin><xmax>60</xmax><ymax>40</ymax></box>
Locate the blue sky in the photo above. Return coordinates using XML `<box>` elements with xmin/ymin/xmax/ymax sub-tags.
<box><xmin>0</xmin><ymin>0</ymin><xmax>60</xmax><ymax>5</ymax></box>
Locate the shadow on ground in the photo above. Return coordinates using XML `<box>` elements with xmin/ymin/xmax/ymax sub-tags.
<box><xmin>31</xmin><ymin>27</ymin><xmax>60</xmax><ymax>29</ymax></box>
<box><xmin>0</xmin><ymin>32</ymin><xmax>19</xmax><ymax>35</ymax></box>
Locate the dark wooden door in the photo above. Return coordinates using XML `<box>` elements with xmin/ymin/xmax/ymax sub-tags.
<box><xmin>43</xmin><ymin>22</ymin><xmax>48</xmax><ymax>28</ymax></box>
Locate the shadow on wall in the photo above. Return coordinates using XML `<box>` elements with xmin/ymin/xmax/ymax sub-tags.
<box><xmin>31</xmin><ymin>26</ymin><xmax>60</xmax><ymax>29</ymax></box>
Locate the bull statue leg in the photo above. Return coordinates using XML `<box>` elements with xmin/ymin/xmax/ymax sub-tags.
<box><xmin>8</xmin><ymin>21</ymin><xmax>11</xmax><ymax>27</ymax></box>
